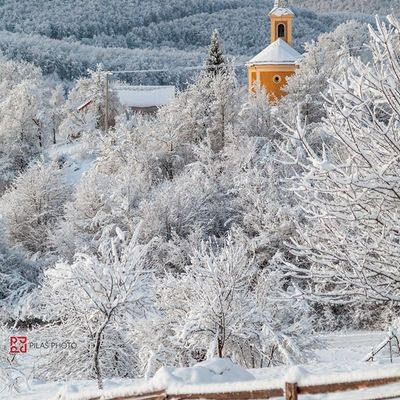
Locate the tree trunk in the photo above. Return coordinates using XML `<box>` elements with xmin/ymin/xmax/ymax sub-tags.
<box><xmin>93</xmin><ymin>315</ymin><xmax>111</xmax><ymax>390</ymax></box>
<box><xmin>33</xmin><ymin>118</ymin><xmax>43</xmax><ymax>148</ymax></box>
<box><xmin>93</xmin><ymin>330</ymin><xmax>104</xmax><ymax>390</ymax></box>
<box><xmin>217</xmin><ymin>336</ymin><xmax>223</xmax><ymax>358</ymax></box>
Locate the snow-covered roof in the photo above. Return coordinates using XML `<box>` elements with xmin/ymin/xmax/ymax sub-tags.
<box><xmin>77</xmin><ymin>99</ymin><xmax>93</xmax><ymax>112</ymax></box>
<box><xmin>269</xmin><ymin>0</ymin><xmax>294</xmax><ymax>16</ymax></box>
<box><xmin>269</xmin><ymin>7</ymin><xmax>294</xmax><ymax>17</ymax></box>
<box><xmin>115</xmin><ymin>85</ymin><xmax>175</xmax><ymax>108</ymax></box>
<box><xmin>247</xmin><ymin>39</ymin><xmax>302</xmax><ymax>65</ymax></box>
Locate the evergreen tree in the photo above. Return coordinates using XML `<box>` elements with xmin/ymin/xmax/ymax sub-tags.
<box><xmin>205</xmin><ymin>30</ymin><xmax>225</xmax><ymax>76</ymax></box>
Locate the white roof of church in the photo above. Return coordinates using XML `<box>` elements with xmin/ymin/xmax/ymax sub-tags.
<box><xmin>247</xmin><ymin>38</ymin><xmax>302</xmax><ymax>65</ymax></box>
<box><xmin>269</xmin><ymin>7</ymin><xmax>294</xmax><ymax>17</ymax></box>
<box><xmin>269</xmin><ymin>0</ymin><xmax>294</xmax><ymax>16</ymax></box>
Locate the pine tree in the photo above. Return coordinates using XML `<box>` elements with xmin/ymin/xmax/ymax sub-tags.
<box><xmin>205</xmin><ymin>30</ymin><xmax>225</xmax><ymax>76</ymax></box>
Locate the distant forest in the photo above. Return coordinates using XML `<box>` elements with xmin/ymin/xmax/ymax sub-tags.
<box><xmin>0</xmin><ymin>0</ymin><xmax>384</xmax><ymax>83</ymax></box>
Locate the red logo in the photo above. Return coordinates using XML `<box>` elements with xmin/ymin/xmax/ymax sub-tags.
<box><xmin>9</xmin><ymin>336</ymin><xmax>28</xmax><ymax>354</ymax></box>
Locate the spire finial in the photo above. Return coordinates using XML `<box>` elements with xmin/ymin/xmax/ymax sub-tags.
<box><xmin>274</xmin><ymin>0</ymin><xmax>286</xmax><ymax>7</ymax></box>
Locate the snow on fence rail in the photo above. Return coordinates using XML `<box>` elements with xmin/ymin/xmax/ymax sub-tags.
<box><xmin>363</xmin><ymin>330</ymin><xmax>400</xmax><ymax>363</ymax></box>
<box><xmin>67</xmin><ymin>367</ymin><xmax>400</xmax><ymax>400</ymax></box>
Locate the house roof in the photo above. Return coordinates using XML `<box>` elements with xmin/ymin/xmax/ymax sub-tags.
<box><xmin>77</xmin><ymin>99</ymin><xmax>93</xmax><ymax>112</ymax></box>
<box><xmin>115</xmin><ymin>85</ymin><xmax>175</xmax><ymax>108</ymax></box>
<box><xmin>247</xmin><ymin>39</ymin><xmax>302</xmax><ymax>65</ymax></box>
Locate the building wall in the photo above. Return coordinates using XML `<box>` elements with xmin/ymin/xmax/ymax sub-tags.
<box><xmin>247</xmin><ymin>64</ymin><xmax>297</xmax><ymax>100</ymax></box>
<box><xmin>270</xmin><ymin>15</ymin><xmax>293</xmax><ymax>45</ymax></box>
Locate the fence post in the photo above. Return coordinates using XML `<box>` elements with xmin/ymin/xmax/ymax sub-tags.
<box><xmin>285</xmin><ymin>382</ymin><xmax>298</xmax><ymax>400</ymax></box>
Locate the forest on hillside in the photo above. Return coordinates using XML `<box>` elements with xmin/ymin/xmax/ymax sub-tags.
<box><xmin>0</xmin><ymin>0</ymin><xmax>376</xmax><ymax>83</ymax></box>
<box><xmin>300</xmin><ymin>0</ymin><xmax>399</xmax><ymax>14</ymax></box>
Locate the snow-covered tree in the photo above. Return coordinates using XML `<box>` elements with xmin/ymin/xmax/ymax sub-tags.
<box><xmin>239</xmin><ymin>82</ymin><xmax>273</xmax><ymax>138</ymax></box>
<box><xmin>52</xmin><ymin>146</ymin><xmax>152</xmax><ymax>260</ymax></box>
<box><xmin>281</xmin><ymin>16</ymin><xmax>400</xmax><ymax>305</ymax></box>
<box><xmin>0</xmin><ymin>63</ymin><xmax>52</xmax><ymax>187</ymax></box>
<box><xmin>138</xmin><ymin>167</ymin><xmax>218</xmax><ymax>244</ymax></box>
<box><xmin>0</xmin><ymin>60</ymin><xmax>42</xmax><ymax>101</ymax></box>
<box><xmin>205</xmin><ymin>30</ymin><xmax>226</xmax><ymax>76</ymax></box>
<box><xmin>204</xmin><ymin>70</ymin><xmax>240</xmax><ymax>153</ymax></box>
<box><xmin>49</xmin><ymin>84</ymin><xmax>65</xmax><ymax>144</ymax></box>
<box><xmin>284</xmin><ymin>20</ymin><xmax>369</xmax><ymax>123</ymax></box>
<box><xmin>28</xmin><ymin>227</ymin><xmax>154</xmax><ymax>389</ymax></box>
<box><xmin>59</xmin><ymin>66</ymin><xmax>121</xmax><ymax>140</ymax></box>
<box><xmin>0</xmin><ymin>161</ymin><xmax>68</xmax><ymax>255</ymax></box>
<box><xmin>127</xmin><ymin>65</ymin><xmax>241</xmax><ymax>188</ymax></box>
<box><xmin>51</xmin><ymin>168</ymin><xmax>118</xmax><ymax>259</ymax></box>
<box><xmin>150</xmin><ymin>231</ymin><xmax>313</xmax><ymax>369</ymax></box>
<box><xmin>233</xmin><ymin>165</ymin><xmax>299</xmax><ymax>268</ymax></box>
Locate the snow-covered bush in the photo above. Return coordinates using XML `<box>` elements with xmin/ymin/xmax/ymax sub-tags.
<box><xmin>0</xmin><ymin>234</ymin><xmax>40</xmax><ymax>318</ymax></box>
<box><xmin>0</xmin><ymin>324</ymin><xmax>29</xmax><ymax>394</ymax></box>
<box><xmin>138</xmin><ymin>167</ymin><xmax>219</xmax><ymax>243</ymax></box>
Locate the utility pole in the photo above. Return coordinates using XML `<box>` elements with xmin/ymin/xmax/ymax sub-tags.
<box><xmin>105</xmin><ymin>72</ymin><xmax>110</xmax><ymax>134</ymax></box>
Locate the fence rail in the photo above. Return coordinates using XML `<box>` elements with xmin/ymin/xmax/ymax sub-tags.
<box><xmin>363</xmin><ymin>331</ymin><xmax>400</xmax><ymax>363</ymax></box>
<box><xmin>83</xmin><ymin>374</ymin><xmax>400</xmax><ymax>400</ymax></box>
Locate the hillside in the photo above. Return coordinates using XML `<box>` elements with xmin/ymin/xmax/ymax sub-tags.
<box><xmin>0</xmin><ymin>0</ymin><xmax>378</xmax><ymax>82</ymax></box>
<box><xmin>0</xmin><ymin>30</ymin><xmax>206</xmax><ymax>84</ymax></box>
<box><xmin>299</xmin><ymin>0</ymin><xmax>399</xmax><ymax>14</ymax></box>
<box><xmin>0</xmin><ymin>0</ymin><xmax>390</xmax><ymax>41</ymax></box>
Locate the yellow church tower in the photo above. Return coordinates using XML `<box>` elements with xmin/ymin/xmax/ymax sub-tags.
<box><xmin>247</xmin><ymin>0</ymin><xmax>302</xmax><ymax>100</ymax></box>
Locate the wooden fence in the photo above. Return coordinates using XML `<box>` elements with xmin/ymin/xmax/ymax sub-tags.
<box><xmin>363</xmin><ymin>330</ymin><xmax>400</xmax><ymax>363</ymax></box>
<box><xmin>84</xmin><ymin>374</ymin><xmax>400</xmax><ymax>400</ymax></box>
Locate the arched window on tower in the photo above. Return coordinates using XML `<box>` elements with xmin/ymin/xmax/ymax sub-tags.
<box><xmin>277</xmin><ymin>23</ymin><xmax>285</xmax><ymax>39</ymax></box>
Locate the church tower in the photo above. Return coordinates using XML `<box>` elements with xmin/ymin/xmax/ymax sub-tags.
<box><xmin>247</xmin><ymin>0</ymin><xmax>301</xmax><ymax>101</ymax></box>
<box><xmin>270</xmin><ymin>0</ymin><xmax>294</xmax><ymax>45</ymax></box>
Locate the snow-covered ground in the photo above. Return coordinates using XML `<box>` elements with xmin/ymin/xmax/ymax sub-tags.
<box><xmin>9</xmin><ymin>330</ymin><xmax>400</xmax><ymax>400</ymax></box>
<box><xmin>45</xmin><ymin>140</ymin><xmax>96</xmax><ymax>186</ymax></box>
